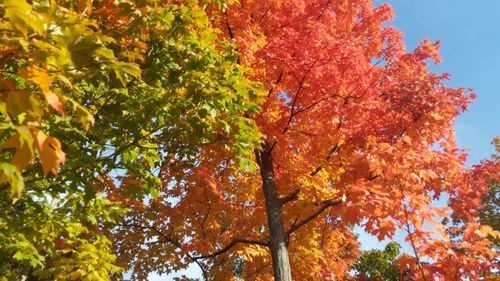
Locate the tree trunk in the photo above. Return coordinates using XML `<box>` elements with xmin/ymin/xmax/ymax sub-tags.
<box><xmin>258</xmin><ymin>142</ymin><xmax>293</xmax><ymax>281</ymax></box>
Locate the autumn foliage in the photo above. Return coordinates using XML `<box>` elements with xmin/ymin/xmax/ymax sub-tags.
<box><xmin>1</xmin><ymin>0</ymin><xmax>499</xmax><ymax>280</ymax></box>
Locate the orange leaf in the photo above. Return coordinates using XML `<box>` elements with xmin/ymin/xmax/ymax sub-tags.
<box><xmin>77</xmin><ymin>0</ymin><xmax>93</xmax><ymax>15</ymax></box>
<box><xmin>33</xmin><ymin>129</ymin><xmax>66</xmax><ymax>175</ymax></box>
<box><xmin>19</xmin><ymin>66</ymin><xmax>64</xmax><ymax>114</ymax></box>
<box><xmin>45</xmin><ymin>91</ymin><xmax>64</xmax><ymax>114</ymax></box>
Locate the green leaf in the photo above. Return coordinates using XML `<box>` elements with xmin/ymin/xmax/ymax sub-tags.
<box><xmin>0</xmin><ymin>162</ymin><xmax>25</xmax><ymax>201</ymax></box>
<box><xmin>111</xmin><ymin>62</ymin><xmax>142</xmax><ymax>86</ymax></box>
<box><xmin>3</xmin><ymin>0</ymin><xmax>45</xmax><ymax>37</ymax></box>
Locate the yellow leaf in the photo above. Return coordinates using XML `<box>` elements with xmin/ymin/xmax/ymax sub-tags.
<box><xmin>6</xmin><ymin>90</ymin><xmax>41</xmax><ymax>120</ymax></box>
<box><xmin>0</xmin><ymin>131</ymin><xmax>34</xmax><ymax>171</ymax></box>
<box><xmin>378</xmin><ymin>142</ymin><xmax>391</xmax><ymax>151</ymax></box>
<box><xmin>0</xmin><ymin>163</ymin><xmax>25</xmax><ymax>201</ymax></box>
<box><xmin>3</xmin><ymin>0</ymin><xmax>45</xmax><ymax>37</ymax></box>
<box><xmin>480</xmin><ymin>225</ymin><xmax>500</xmax><ymax>240</ymax></box>
<box><xmin>430</xmin><ymin>112</ymin><xmax>444</xmax><ymax>121</ymax></box>
<box><xmin>401</xmin><ymin>135</ymin><xmax>412</xmax><ymax>144</ymax></box>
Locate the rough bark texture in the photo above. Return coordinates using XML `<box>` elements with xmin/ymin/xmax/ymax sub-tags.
<box><xmin>258</xmin><ymin>142</ymin><xmax>293</xmax><ymax>281</ymax></box>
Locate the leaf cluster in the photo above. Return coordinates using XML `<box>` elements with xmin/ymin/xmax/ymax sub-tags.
<box><xmin>1</xmin><ymin>0</ymin><xmax>263</xmax><ymax>279</ymax></box>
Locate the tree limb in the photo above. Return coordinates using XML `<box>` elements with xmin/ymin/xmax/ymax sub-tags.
<box><xmin>283</xmin><ymin>61</ymin><xmax>317</xmax><ymax>133</ymax></box>
<box><xmin>120</xmin><ymin>223</ymin><xmax>209</xmax><ymax>280</ymax></box>
<box><xmin>310</xmin><ymin>143</ymin><xmax>339</xmax><ymax>176</ymax></box>
<box><xmin>279</xmin><ymin>189</ymin><xmax>300</xmax><ymax>206</ymax></box>
<box><xmin>192</xmin><ymin>238</ymin><xmax>269</xmax><ymax>260</ymax></box>
<box><xmin>286</xmin><ymin>199</ymin><xmax>343</xmax><ymax>236</ymax></box>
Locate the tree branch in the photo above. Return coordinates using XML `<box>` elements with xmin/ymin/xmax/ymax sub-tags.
<box><xmin>258</xmin><ymin>7</ymin><xmax>272</xmax><ymax>24</ymax></box>
<box><xmin>310</xmin><ymin>143</ymin><xmax>339</xmax><ymax>176</ymax></box>
<box><xmin>120</xmin><ymin>223</ymin><xmax>209</xmax><ymax>280</ymax></box>
<box><xmin>286</xmin><ymin>198</ymin><xmax>343</xmax><ymax>236</ymax></box>
<box><xmin>396</xmin><ymin>186</ymin><xmax>428</xmax><ymax>281</ymax></box>
<box><xmin>192</xmin><ymin>238</ymin><xmax>269</xmax><ymax>260</ymax></box>
<box><xmin>279</xmin><ymin>189</ymin><xmax>300</xmax><ymax>206</ymax></box>
<box><xmin>267</xmin><ymin>68</ymin><xmax>283</xmax><ymax>97</ymax></box>
<box><xmin>224</xmin><ymin>11</ymin><xmax>235</xmax><ymax>39</ymax></box>
<box><xmin>283</xmin><ymin>61</ymin><xmax>317</xmax><ymax>133</ymax></box>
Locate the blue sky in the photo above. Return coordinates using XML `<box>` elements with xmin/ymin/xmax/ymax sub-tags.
<box><xmin>154</xmin><ymin>1</ymin><xmax>499</xmax><ymax>279</ymax></box>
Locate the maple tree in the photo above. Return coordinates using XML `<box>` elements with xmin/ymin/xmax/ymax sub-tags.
<box><xmin>113</xmin><ymin>1</ymin><xmax>499</xmax><ymax>281</ymax></box>
<box><xmin>443</xmin><ymin>137</ymin><xmax>500</xmax><ymax>263</ymax></box>
<box><xmin>1</xmin><ymin>0</ymin><xmax>261</xmax><ymax>279</ymax></box>
<box><xmin>1</xmin><ymin>0</ymin><xmax>498</xmax><ymax>281</ymax></box>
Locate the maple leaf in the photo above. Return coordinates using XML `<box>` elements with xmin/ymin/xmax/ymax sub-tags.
<box><xmin>0</xmin><ymin>163</ymin><xmax>25</xmax><ymax>200</ymax></box>
<box><xmin>33</xmin><ymin>129</ymin><xmax>66</xmax><ymax>176</ymax></box>
<box><xmin>18</xmin><ymin>66</ymin><xmax>64</xmax><ymax>114</ymax></box>
<box><xmin>0</xmin><ymin>130</ymin><xmax>34</xmax><ymax>171</ymax></box>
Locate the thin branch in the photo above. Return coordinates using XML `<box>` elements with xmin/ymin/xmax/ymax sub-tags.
<box><xmin>269</xmin><ymin>140</ymin><xmax>278</xmax><ymax>152</ymax></box>
<box><xmin>192</xmin><ymin>238</ymin><xmax>269</xmax><ymax>260</ymax></box>
<box><xmin>224</xmin><ymin>11</ymin><xmax>235</xmax><ymax>39</ymax></box>
<box><xmin>216</xmin><ymin>157</ymin><xmax>233</xmax><ymax>179</ymax></box>
<box><xmin>319</xmin><ymin>215</ymin><xmax>329</xmax><ymax>248</ymax></box>
<box><xmin>298</xmin><ymin>130</ymin><xmax>317</xmax><ymax>136</ymax></box>
<box><xmin>283</xmin><ymin>61</ymin><xmax>317</xmax><ymax>133</ymax></box>
<box><xmin>397</xmin><ymin>186</ymin><xmax>428</xmax><ymax>281</ymax></box>
<box><xmin>279</xmin><ymin>189</ymin><xmax>300</xmax><ymax>206</ymax></box>
<box><xmin>200</xmin><ymin>185</ymin><xmax>212</xmax><ymax>239</ymax></box>
<box><xmin>286</xmin><ymin>199</ymin><xmax>343</xmax><ymax>236</ymax></box>
<box><xmin>120</xmin><ymin>223</ymin><xmax>209</xmax><ymax>280</ymax></box>
<box><xmin>267</xmin><ymin>69</ymin><xmax>284</xmax><ymax>98</ymax></box>
<box><xmin>258</xmin><ymin>7</ymin><xmax>272</xmax><ymax>24</ymax></box>
<box><xmin>291</xmin><ymin>92</ymin><xmax>345</xmax><ymax>117</ymax></box>
<box><xmin>316</xmin><ymin>0</ymin><xmax>332</xmax><ymax>21</ymax></box>
<box><xmin>287</xmin><ymin>216</ymin><xmax>299</xmax><ymax>247</ymax></box>
<box><xmin>101</xmin><ymin>124</ymin><xmax>167</xmax><ymax>163</ymax></box>
<box><xmin>310</xmin><ymin>143</ymin><xmax>339</xmax><ymax>176</ymax></box>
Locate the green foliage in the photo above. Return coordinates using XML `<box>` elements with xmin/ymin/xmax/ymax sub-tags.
<box><xmin>1</xmin><ymin>0</ymin><xmax>263</xmax><ymax>279</ymax></box>
<box><xmin>352</xmin><ymin>242</ymin><xmax>410</xmax><ymax>281</ymax></box>
<box><xmin>480</xmin><ymin>182</ymin><xmax>499</xmax><ymax>234</ymax></box>
<box><xmin>0</xmin><ymin>191</ymin><xmax>126</xmax><ymax>280</ymax></box>
<box><xmin>478</xmin><ymin>137</ymin><xmax>500</xmax><ymax>246</ymax></box>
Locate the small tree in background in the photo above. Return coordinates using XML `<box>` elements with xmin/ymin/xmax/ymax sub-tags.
<box><xmin>352</xmin><ymin>242</ymin><xmax>413</xmax><ymax>281</ymax></box>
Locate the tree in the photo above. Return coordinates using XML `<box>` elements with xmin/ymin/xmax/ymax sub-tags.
<box><xmin>2</xmin><ymin>1</ymin><xmax>498</xmax><ymax>280</ymax></box>
<box><xmin>351</xmin><ymin>242</ymin><xmax>410</xmax><ymax>281</ymax></box>
<box><xmin>441</xmin><ymin>137</ymin><xmax>500</xmax><ymax>279</ymax></box>
<box><xmin>113</xmin><ymin>0</ymin><xmax>499</xmax><ymax>281</ymax></box>
<box><xmin>1</xmin><ymin>0</ymin><xmax>261</xmax><ymax>279</ymax></box>
<box><xmin>479</xmin><ymin>137</ymin><xmax>500</xmax><ymax>236</ymax></box>
<box><xmin>0</xmin><ymin>0</ymin><xmax>133</xmax><ymax>278</ymax></box>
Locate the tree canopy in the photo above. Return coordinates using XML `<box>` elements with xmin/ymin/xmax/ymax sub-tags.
<box><xmin>0</xmin><ymin>0</ymin><xmax>498</xmax><ymax>281</ymax></box>
<box><xmin>351</xmin><ymin>242</ymin><xmax>409</xmax><ymax>281</ymax></box>
<box><xmin>1</xmin><ymin>0</ymin><xmax>261</xmax><ymax>279</ymax></box>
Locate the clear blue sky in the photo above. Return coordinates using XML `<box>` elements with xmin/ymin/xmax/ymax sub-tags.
<box><xmin>154</xmin><ymin>1</ymin><xmax>500</xmax><ymax>279</ymax></box>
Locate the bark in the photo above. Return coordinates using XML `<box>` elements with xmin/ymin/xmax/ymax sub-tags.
<box><xmin>258</xmin><ymin>142</ymin><xmax>293</xmax><ymax>281</ymax></box>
